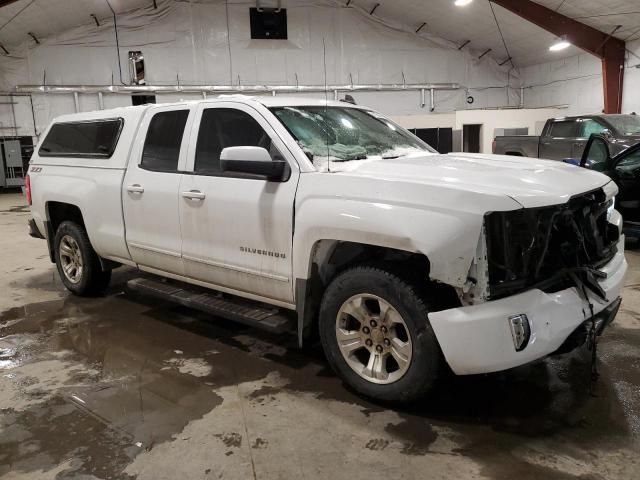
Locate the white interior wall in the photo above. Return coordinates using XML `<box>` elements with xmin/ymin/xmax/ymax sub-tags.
<box><xmin>622</xmin><ymin>40</ymin><xmax>640</xmax><ymax>113</ymax></box>
<box><xmin>521</xmin><ymin>39</ymin><xmax>640</xmax><ymax>115</ymax></box>
<box><xmin>0</xmin><ymin>0</ymin><xmax>519</xmax><ymax>140</ymax></box>
<box><xmin>390</xmin><ymin>113</ymin><xmax>456</xmax><ymax>130</ymax></box>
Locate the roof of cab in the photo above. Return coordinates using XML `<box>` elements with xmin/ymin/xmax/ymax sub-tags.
<box><xmin>249</xmin><ymin>95</ymin><xmax>367</xmax><ymax>109</ymax></box>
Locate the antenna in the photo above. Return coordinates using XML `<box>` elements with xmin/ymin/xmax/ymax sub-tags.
<box><xmin>322</xmin><ymin>37</ymin><xmax>331</xmax><ymax>173</ymax></box>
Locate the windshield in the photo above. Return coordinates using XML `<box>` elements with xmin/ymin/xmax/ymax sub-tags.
<box><xmin>270</xmin><ymin>106</ymin><xmax>435</xmax><ymax>168</ymax></box>
<box><xmin>605</xmin><ymin>115</ymin><xmax>640</xmax><ymax>136</ymax></box>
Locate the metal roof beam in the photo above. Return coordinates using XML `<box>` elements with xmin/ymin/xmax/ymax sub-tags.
<box><xmin>490</xmin><ymin>0</ymin><xmax>626</xmax><ymax>113</ymax></box>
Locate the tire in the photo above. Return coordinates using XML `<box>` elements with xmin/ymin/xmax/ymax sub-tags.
<box><xmin>319</xmin><ymin>266</ymin><xmax>441</xmax><ymax>403</ymax></box>
<box><xmin>54</xmin><ymin>221</ymin><xmax>111</xmax><ymax>296</ymax></box>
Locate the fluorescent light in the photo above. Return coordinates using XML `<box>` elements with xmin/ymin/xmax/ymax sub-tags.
<box><xmin>549</xmin><ymin>39</ymin><xmax>571</xmax><ymax>51</ymax></box>
<box><xmin>455</xmin><ymin>0</ymin><xmax>473</xmax><ymax>5</ymax></box>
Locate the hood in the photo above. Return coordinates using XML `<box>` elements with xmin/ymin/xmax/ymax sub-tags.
<box><xmin>620</xmin><ymin>134</ymin><xmax>640</xmax><ymax>142</ymax></box>
<box><xmin>339</xmin><ymin>152</ymin><xmax>611</xmax><ymax>208</ymax></box>
<box><xmin>612</xmin><ymin>135</ymin><xmax>640</xmax><ymax>153</ymax></box>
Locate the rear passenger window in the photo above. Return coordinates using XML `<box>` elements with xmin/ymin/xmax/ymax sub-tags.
<box><xmin>195</xmin><ymin>108</ymin><xmax>276</xmax><ymax>174</ymax></box>
<box><xmin>549</xmin><ymin>121</ymin><xmax>577</xmax><ymax>138</ymax></box>
<box><xmin>39</xmin><ymin>119</ymin><xmax>123</xmax><ymax>158</ymax></box>
<box><xmin>141</xmin><ymin>110</ymin><xmax>189</xmax><ymax>172</ymax></box>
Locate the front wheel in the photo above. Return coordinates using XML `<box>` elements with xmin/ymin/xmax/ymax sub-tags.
<box><xmin>319</xmin><ymin>266</ymin><xmax>442</xmax><ymax>403</ymax></box>
<box><xmin>54</xmin><ymin>221</ymin><xmax>111</xmax><ymax>296</ymax></box>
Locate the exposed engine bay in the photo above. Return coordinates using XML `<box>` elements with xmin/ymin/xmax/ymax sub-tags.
<box><xmin>483</xmin><ymin>187</ymin><xmax>619</xmax><ymax>301</ymax></box>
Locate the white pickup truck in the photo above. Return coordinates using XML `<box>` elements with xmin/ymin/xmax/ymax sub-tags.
<box><xmin>26</xmin><ymin>96</ymin><xmax>626</xmax><ymax>402</ymax></box>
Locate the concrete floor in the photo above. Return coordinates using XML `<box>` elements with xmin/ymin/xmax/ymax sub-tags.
<box><xmin>0</xmin><ymin>191</ymin><xmax>639</xmax><ymax>480</ymax></box>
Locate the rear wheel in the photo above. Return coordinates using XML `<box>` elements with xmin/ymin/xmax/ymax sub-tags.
<box><xmin>319</xmin><ymin>266</ymin><xmax>441</xmax><ymax>403</ymax></box>
<box><xmin>54</xmin><ymin>221</ymin><xmax>111</xmax><ymax>296</ymax></box>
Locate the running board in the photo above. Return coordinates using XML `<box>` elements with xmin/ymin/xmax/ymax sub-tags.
<box><xmin>127</xmin><ymin>277</ymin><xmax>294</xmax><ymax>334</ymax></box>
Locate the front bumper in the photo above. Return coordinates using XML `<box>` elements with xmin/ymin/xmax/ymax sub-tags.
<box><xmin>429</xmin><ymin>236</ymin><xmax>627</xmax><ymax>375</ymax></box>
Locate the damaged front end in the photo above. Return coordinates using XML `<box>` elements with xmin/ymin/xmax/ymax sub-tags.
<box><xmin>483</xmin><ymin>187</ymin><xmax>619</xmax><ymax>301</ymax></box>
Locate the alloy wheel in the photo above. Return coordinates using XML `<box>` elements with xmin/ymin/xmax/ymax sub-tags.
<box><xmin>335</xmin><ymin>294</ymin><xmax>413</xmax><ymax>384</ymax></box>
<box><xmin>59</xmin><ymin>235</ymin><xmax>83</xmax><ymax>284</ymax></box>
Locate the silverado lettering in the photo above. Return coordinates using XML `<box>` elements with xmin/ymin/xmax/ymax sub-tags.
<box><xmin>240</xmin><ymin>246</ymin><xmax>286</xmax><ymax>259</ymax></box>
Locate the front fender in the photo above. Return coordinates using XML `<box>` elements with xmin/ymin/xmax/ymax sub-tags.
<box><xmin>293</xmin><ymin>194</ymin><xmax>520</xmax><ymax>287</ymax></box>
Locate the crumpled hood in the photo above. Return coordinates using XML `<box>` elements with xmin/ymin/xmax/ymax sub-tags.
<box><xmin>342</xmin><ymin>152</ymin><xmax>612</xmax><ymax>208</ymax></box>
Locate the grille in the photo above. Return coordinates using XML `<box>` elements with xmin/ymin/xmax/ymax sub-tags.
<box><xmin>484</xmin><ymin>188</ymin><xmax>618</xmax><ymax>300</ymax></box>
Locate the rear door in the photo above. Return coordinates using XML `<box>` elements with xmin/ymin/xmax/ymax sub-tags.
<box><xmin>123</xmin><ymin>105</ymin><xmax>194</xmax><ymax>274</ymax></box>
<box><xmin>178</xmin><ymin>101</ymin><xmax>299</xmax><ymax>304</ymax></box>
<box><xmin>539</xmin><ymin>120</ymin><xmax>578</xmax><ymax>160</ymax></box>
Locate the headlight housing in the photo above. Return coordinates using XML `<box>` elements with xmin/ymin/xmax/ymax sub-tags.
<box><xmin>484</xmin><ymin>188</ymin><xmax>618</xmax><ymax>300</ymax></box>
<box><xmin>607</xmin><ymin>196</ymin><xmax>615</xmax><ymax>221</ymax></box>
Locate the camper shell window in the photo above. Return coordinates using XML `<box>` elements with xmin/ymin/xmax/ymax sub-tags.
<box><xmin>39</xmin><ymin>119</ymin><xmax>124</xmax><ymax>158</ymax></box>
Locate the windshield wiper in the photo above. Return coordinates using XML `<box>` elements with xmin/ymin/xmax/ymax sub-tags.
<box><xmin>381</xmin><ymin>152</ymin><xmax>407</xmax><ymax>159</ymax></box>
<box><xmin>331</xmin><ymin>154</ymin><xmax>368</xmax><ymax>162</ymax></box>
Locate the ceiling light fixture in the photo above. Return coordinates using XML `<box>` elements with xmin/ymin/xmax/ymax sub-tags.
<box><xmin>454</xmin><ymin>0</ymin><xmax>473</xmax><ymax>6</ymax></box>
<box><xmin>549</xmin><ymin>37</ymin><xmax>571</xmax><ymax>51</ymax></box>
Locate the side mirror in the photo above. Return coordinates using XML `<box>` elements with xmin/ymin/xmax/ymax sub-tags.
<box><xmin>220</xmin><ymin>146</ymin><xmax>289</xmax><ymax>181</ymax></box>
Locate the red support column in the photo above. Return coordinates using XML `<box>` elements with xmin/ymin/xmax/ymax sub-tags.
<box><xmin>602</xmin><ymin>46</ymin><xmax>625</xmax><ymax>114</ymax></box>
<box><xmin>490</xmin><ymin>0</ymin><xmax>626</xmax><ymax>113</ymax></box>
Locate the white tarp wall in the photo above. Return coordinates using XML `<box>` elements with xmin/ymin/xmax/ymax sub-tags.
<box><xmin>520</xmin><ymin>39</ymin><xmax>640</xmax><ymax>115</ymax></box>
<box><xmin>0</xmin><ymin>0</ymin><xmax>520</xmax><ymax>140</ymax></box>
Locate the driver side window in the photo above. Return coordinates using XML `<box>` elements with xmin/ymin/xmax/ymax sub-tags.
<box><xmin>580</xmin><ymin>119</ymin><xmax>608</xmax><ymax>138</ymax></box>
<box><xmin>195</xmin><ymin>108</ymin><xmax>280</xmax><ymax>175</ymax></box>
<box><xmin>583</xmin><ymin>138</ymin><xmax>609</xmax><ymax>172</ymax></box>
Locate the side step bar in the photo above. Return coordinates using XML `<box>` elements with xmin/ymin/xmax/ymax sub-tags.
<box><xmin>127</xmin><ymin>277</ymin><xmax>294</xmax><ymax>334</ymax></box>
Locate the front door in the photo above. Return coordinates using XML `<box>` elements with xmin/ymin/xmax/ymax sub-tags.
<box><xmin>612</xmin><ymin>146</ymin><xmax>640</xmax><ymax>224</ymax></box>
<box><xmin>581</xmin><ymin>135</ymin><xmax>640</xmax><ymax>225</ymax></box>
<box><xmin>179</xmin><ymin>102</ymin><xmax>298</xmax><ymax>304</ymax></box>
<box><xmin>123</xmin><ymin>105</ymin><xmax>194</xmax><ymax>274</ymax></box>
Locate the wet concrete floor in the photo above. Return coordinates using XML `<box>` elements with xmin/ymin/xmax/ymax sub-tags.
<box><xmin>1</xmin><ymin>192</ymin><xmax>639</xmax><ymax>479</ymax></box>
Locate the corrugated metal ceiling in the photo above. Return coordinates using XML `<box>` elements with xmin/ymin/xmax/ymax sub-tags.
<box><xmin>0</xmin><ymin>0</ymin><xmax>638</xmax><ymax>67</ymax></box>
<box><xmin>346</xmin><ymin>0</ymin><xmax>639</xmax><ymax>66</ymax></box>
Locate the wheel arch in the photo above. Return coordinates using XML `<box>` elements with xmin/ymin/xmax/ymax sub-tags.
<box><xmin>294</xmin><ymin>239</ymin><xmax>459</xmax><ymax>347</ymax></box>
<box><xmin>45</xmin><ymin>201</ymin><xmax>116</xmax><ymax>271</ymax></box>
<box><xmin>45</xmin><ymin>201</ymin><xmax>86</xmax><ymax>262</ymax></box>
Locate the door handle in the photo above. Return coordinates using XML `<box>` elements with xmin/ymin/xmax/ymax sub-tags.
<box><xmin>181</xmin><ymin>190</ymin><xmax>206</xmax><ymax>200</ymax></box>
<box><xmin>127</xmin><ymin>184</ymin><xmax>144</xmax><ymax>194</ymax></box>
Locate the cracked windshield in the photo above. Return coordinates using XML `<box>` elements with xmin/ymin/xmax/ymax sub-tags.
<box><xmin>270</xmin><ymin>106</ymin><xmax>436</xmax><ymax>171</ymax></box>
<box><xmin>606</xmin><ymin>115</ymin><xmax>640</xmax><ymax>136</ymax></box>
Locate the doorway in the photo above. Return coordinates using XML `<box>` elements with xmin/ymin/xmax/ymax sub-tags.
<box><xmin>463</xmin><ymin>124</ymin><xmax>482</xmax><ymax>153</ymax></box>
<box><xmin>412</xmin><ymin>128</ymin><xmax>453</xmax><ymax>154</ymax></box>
